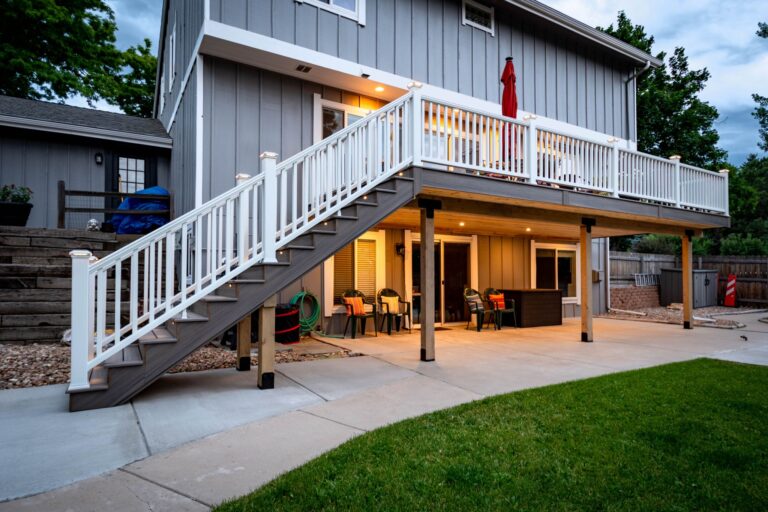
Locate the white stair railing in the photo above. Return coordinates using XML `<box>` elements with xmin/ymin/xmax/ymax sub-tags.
<box><xmin>69</xmin><ymin>88</ymin><xmax>729</xmax><ymax>391</ymax></box>
<box><xmin>68</xmin><ymin>92</ymin><xmax>416</xmax><ymax>391</ymax></box>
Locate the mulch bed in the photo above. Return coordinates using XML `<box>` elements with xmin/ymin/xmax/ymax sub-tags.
<box><xmin>0</xmin><ymin>341</ymin><xmax>352</xmax><ymax>390</ymax></box>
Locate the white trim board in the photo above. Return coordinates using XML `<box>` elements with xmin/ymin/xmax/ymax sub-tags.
<box><xmin>312</xmin><ymin>94</ymin><xmax>371</xmax><ymax>144</ymax></box>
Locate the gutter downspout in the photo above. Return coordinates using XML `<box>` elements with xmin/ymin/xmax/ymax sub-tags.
<box><xmin>625</xmin><ymin>60</ymin><xmax>651</xmax><ymax>148</ymax></box>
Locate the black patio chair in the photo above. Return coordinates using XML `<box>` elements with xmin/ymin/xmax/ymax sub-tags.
<box><xmin>483</xmin><ymin>288</ymin><xmax>517</xmax><ymax>330</ymax></box>
<box><xmin>463</xmin><ymin>288</ymin><xmax>494</xmax><ymax>332</ymax></box>
<box><xmin>341</xmin><ymin>289</ymin><xmax>378</xmax><ymax>339</ymax></box>
<box><xmin>377</xmin><ymin>288</ymin><xmax>412</xmax><ymax>335</ymax></box>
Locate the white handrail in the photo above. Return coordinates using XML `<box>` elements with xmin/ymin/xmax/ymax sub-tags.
<box><xmin>69</xmin><ymin>89</ymin><xmax>728</xmax><ymax>391</ymax></box>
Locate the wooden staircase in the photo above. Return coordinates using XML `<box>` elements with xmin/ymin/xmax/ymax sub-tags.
<box><xmin>68</xmin><ymin>171</ymin><xmax>417</xmax><ymax>411</ymax></box>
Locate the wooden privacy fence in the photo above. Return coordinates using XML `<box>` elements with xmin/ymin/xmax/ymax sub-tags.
<box><xmin>610</xmin><ymin>251</ymin><xmax>768</xmax><ymax>306</ymax></box>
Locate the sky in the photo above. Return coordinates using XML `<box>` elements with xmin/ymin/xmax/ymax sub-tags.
<box><xmin>80</xmin><ymin>0</ymin><xmax>767</xmax><ymax>165</ymax></box>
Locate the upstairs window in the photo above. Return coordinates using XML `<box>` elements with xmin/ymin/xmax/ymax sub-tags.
<box><xmin>296</xmin><ymin>0</ymin><xmax>366</xmax><ymax>26</ymax></box>
<box><xmin>168</xmin><ymin>22</ymin><xmax>176</xmax><ymax>91</ymax></box>
<box><xmin>462</xmin><ymin>0</ymin><xmax>495</xmax><ymax>36</ymax></box>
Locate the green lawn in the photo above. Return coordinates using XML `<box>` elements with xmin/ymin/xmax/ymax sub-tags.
<box><xmin>217</xmin><ymin>359</ymin><xmax>768</xmax><ymax>511</ymax></box>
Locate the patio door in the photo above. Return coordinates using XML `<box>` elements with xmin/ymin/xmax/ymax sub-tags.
<box><xmin>410</xmin><ymin>237</ymin><xmax>473</xmax><ymax>326</ymax></box>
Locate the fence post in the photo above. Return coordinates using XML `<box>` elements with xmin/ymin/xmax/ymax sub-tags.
<box><xmin>236</xmin><ymin>173</ymin><xmax>251</xmax><ymax>265</ymax></box>
<box><xmin>408</xmin><ymin>82</ymin><xmax>423</xmax><ymax>166</ymax></box>
<box><xmin>719</xmin><ymin>169</ymin><xmax>729</xmax><ymax>215</ymax></box>
<box><xmin>260</xmin><ymin>153</ymin><xmax>279</xmax><ymax>264</ymax></box>
<box><xmin>670</xmin><ymin>155</ymin><xmax>681</xmax><ymax>208</ymax></box>
<box><xmin>610</xmin><ymin>139</ymin><xmax>620</xmax><ymax>197</ymax></box>
<box><xmin>68</xmin><ymin>250</ymin><xmax>92</xmax><ymax>391</ymax></box>
<box><xmin>524</xmin><ymin>114</ymin><xmax>538</xmax><ymax>184</ymax></box>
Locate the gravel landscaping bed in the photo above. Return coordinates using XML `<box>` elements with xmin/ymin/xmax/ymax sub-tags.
<box><xmin>0</xmin><ymin>340</ymin><xmax>352</xmax><ymax>390</ymax></box>
<box><xmin>601</xmin><ymin>306</ymin><xmax>758</xmax><ymax>328</ymax></box>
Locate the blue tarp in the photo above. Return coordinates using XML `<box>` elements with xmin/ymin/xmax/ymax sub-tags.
<box><xmin>111</xmin><ymin>186</ymin><xmax>170</xmax><ymax>234</ymax></box>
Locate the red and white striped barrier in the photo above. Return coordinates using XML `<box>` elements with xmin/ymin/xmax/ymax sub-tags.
<box><xmin>724</xmin><ymin>274</ymin><xmax>737</xmax><ymax>307</ymax></box>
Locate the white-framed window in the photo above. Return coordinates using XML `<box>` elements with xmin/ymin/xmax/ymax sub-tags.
<box><xmin>323</xmin><ymin>230</ymin><xmax>386</xmax><ymax>315</ymax></box>
<box><xmin>462</xmin><ymin>0</ymin><xmax>495</xmax><ymax>36</ymax></box>
<box><xmin>118</xmin><ymin>157</ymin><xmax>146</xmax><ymax>193</ymax></box>
<box><xmin>295</xmin><ymin>0</ymin><xmax>366</xmax><ymax>26</ymax></box>
<box><xmin>531</xmin><ymin>241</ymin><xmax>580</xmax><ymax>304</ymax></box>
<box><xmin>312</xmin><ymin>94</ymin><xmax>370</xmax><ymax>144</ymax></box>
<box><xmin>168</xmin><ymin>21</ymin><xmax>176</xmax><ymax>91</ymax></box>
<box><xmin>159</xmin><ymin>76</ymin><xmax>165</xmax><ymax>114</ymax></box>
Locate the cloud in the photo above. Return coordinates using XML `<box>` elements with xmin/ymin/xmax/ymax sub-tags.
<box><xmin>108</xmin><ymin>0</ymin><xmax>163</xmax><ymax>51</ymax></box>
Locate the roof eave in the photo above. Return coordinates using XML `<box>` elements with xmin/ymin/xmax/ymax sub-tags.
<box><xmin>505</xmin><ymin>0</ymin><xmax>663</xmax><ymax>68</ymax></box>
<box><xmin>152</xmin><ymin>0</ymin><xmax>171</xmax><ymax>118</ymax></box>
<box><xmin>0</xmin><ymin>115</ymin><xmax>173</xmax><ymax>149</ymax></box>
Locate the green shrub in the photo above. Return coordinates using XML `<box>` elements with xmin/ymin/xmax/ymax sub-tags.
<box><xmin>0</xmin><ymin>184</ymin><xmax>33</xmax><ymax>203</ymax></box>
<box><xmin>719</xmin><ymin>234</ymin><xmax>768</xmax><ymax>256</ymax></box>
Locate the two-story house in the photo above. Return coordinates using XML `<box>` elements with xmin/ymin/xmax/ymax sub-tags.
<box><xmin>59</xmin><ymin>0</ymin><xmax>730</xmax><ymax>411</ymax></box>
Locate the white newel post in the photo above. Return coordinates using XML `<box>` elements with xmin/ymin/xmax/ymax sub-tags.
<box><xmin>261</xmin><ymin>152</ymin><xmax>278</xmax><ymax>263</ymax></box>
<box><xmin>670</xmin><ymin>155</ymin><xmax>681</xmax><ymax>208</ymax></box>
<box><xmin>719</xmin><ymin>169</ymin><xmax>730</xmax><ymax>215</ymax></box>
<box><xmin>236</xmin><ymin>173</ymin><xmax>251</xmax><ymax>264</ymax></box>
<box><xmin>524</xmin><ymin>115</ymin><xmax>538</xmax><ymax>183</ymax></box>
<box><xmin>610</xmin><ymin>140</ymin><xmax>620</xmax><ymax>197</ymax></box>
<box><xmin>69</xmin><ymin>250</ymin><xmax>93</xmax><ymax>391</ymax></box>
<box><xmin>408</xmin><ymin>82</ymin><xmax>423</xmax><ymax>166</ymax></box>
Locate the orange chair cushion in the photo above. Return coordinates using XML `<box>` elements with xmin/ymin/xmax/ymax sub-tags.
<box><xmin>488</xmin><ymin>293</ymin><xmax>505</xmax><ymax>309</ymax></box>
<box><xmin>343</xmin><ymin>297</ymin><xmax>366</xmax><ymax>316</ymax></box>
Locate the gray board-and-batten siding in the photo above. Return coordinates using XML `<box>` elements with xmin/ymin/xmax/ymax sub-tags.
<box><xmin>209</xmin><ymin>0</ymin><xmax>638</xmax><ymax>141</ymax></box>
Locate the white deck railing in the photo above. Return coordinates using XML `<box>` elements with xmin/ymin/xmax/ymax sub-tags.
<box><xmin>69</xmin><ymin>88</ymin><xmax>728</xmax><ymax>390</ymax></box>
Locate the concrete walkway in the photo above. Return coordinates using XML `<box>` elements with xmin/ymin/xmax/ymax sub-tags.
<box><xmin>2</xmin><ymin>314</ymin><xmax>767</xmax><ymax>511</ymax></box>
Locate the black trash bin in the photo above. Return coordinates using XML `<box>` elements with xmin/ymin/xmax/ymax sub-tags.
<box><xmin>275</xmin><ymin>303</ymin><xmax>300</xmax><ymax>344</ymax></box>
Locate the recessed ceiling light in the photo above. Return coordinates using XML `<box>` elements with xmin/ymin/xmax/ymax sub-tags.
<box><xmin>459</xmin><ymin>221</ymin><xmax>465</xmax><ymax>227</ymax></box>
<box><xmin>374</xmin><ymin>86</ymin><xmax>385</xmax><ymax>92</ymax></box>
<box><xmin>525</xmin><ymin>227</ymin><xmax>531</xmax><ymax>232</ymax></box>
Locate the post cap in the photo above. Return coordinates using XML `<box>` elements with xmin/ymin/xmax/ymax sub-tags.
<box><xmin>235</xmin><ymin>173</ymin><xmax>251</xmax><ymax>183</ymax></box>
<box><xmin>523</xmin><ymin>114</ymin><xmax>537</xmax><ymax>121</ymax></box>
<box><xmin>607</xmin><ymin>137</ymin><xmax>619</xmax><ymax>144</ymax></box>
<box><xmin>69</xmin><ymin>250</ymin><xmax>93</xmax><ymax>259</ymax></box>
<box><xmin>719</xmin><ymin>168</ymin><xmax>730</xmax><ymax>174</ymax></box>
<box><xmin>669</xmin><ymin>155</ymin><xmax>682</xmax><ymax>161</ymax></box>
<box><xmin>407</xmin><ymin>81</ymin><xmax>423</xmax><ymax>90</ymax></box>
<box><xmin>259</xmin><ymin>152</ymin><xmax>278</xmax><ymax>160</ymax></box>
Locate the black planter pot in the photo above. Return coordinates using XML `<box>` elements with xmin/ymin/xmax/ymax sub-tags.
<box><xmin>0</xmin><ymin>202</ymin><xmax>33</xmax><ymax>226</ymax></box>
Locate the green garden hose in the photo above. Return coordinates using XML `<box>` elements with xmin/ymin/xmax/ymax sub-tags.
<box><xmin>290</xmin><ymin>290</ymin><xmax>321</xmax><ymax>334</ymax></box>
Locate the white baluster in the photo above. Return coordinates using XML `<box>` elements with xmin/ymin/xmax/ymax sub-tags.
<box><xmin>610</xmin><ymin>139</ymin><xmax>620</xmax><ymax>197</ymax></box>
<box><xmin>719</xmin><ymin>169</ymin><xmax>729</xmax><ymax>215</ymax></box>
<box><xmin>524</xmin><ymin>115</ymin><xmax>538</xmax><ymax>183</ymax></box>
<box><xmin>261</xmin><ymin>152</ymin><xmax>279</xmax><ymax>263</ymax></box>
<box><xmin>236</xmin><ymin>173</ymin><xmax>251</xmax><ymax>265</ymax></box>
<box><xmin>670</xmin><ymin>155</ymin><xmax>681</xmax><ymax>207</ymax></box>
<box><xmin>68</xmin><ymin>250</ymin><xmax>93</xmax><ymax>391</ymax></box>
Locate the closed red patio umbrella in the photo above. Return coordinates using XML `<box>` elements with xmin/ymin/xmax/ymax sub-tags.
<box><xmin>500</xmin><ymin>57</ymin><xmax>519</xmax><ymax>170</ymax></box>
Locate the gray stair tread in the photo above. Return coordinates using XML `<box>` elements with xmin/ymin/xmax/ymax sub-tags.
<box><xmin>172</xmin><ymin>311</ymin><xmax>208</xmax><ymax>323</ymax></box>
<box><xmin>201</xmin><ymin>294</ymin><xmax>238</xmax><ymax>303</ymax></box>
<box><xmin>104</xmin><ymin>345</ymin><xmax>143</xmax><ymax>368</ymax></box>
<box><xmin>335</xmin><ymin>214</ymin><xmax>358</xmax><ymax>220</ymax></box>
<box><xmin>229</xmin><ymin>279</ymin><xmax>266</xmax><ymax>284</ymax></box>
<box><xmin>311</xmin><ymin>228</ymin><xmax>336</xmax><ymax>235</ymax></box>
<box><xmin>285</xmin><ymin>244</ymin><xmax>315</xmax><ymax>250</ymax></box>
<box><xmin>66</xmin><ymin>366</ymin><xmax>109</xmax><ymax>394</ymax></box>
<box><xmin>374</xmin><ymin>187</ymin><xmax>397</xmax><ymax>194</ymax></box>
<box><xmin>139</xmin><ymin>327</ymin><xmax>178</xmax><ymax>344</ymax></box>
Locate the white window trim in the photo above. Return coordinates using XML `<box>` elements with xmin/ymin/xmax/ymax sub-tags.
<box><xmin>312</xmin><ymin>94</ymin><xmax>371</xmax><ymax>144</ymax></box>
<box><xmin>295</xmin><ymin>0</ymin><xmax>366</xmax><ymax>26</ymax></box>
<box><xmin>530</xmin><ymin>241</ymin><xmax>581</xmax><ymax>305</ymax></box>
<box><xmin>168</xmin><ymin>21</ymin><xmax>176</xmax><ymax>91</ymax></box>
<box><xmin>462</xmin><ymin>0</ymin><xmax>495</xmax><ymax>36</ymax></box>
<box><xmin>159</xmin><ymin>76</ymin><xmax>165</xmax><ymax>114</ymax></box>
<box><xmin>323</xmin><ymin>230</ymin><xmax>386</xmax><ymax>316</ymax></box>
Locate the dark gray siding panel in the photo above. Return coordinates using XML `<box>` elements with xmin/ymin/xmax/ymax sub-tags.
<box><xmin>168</xmin><ymin>62</ymin><xmax>197</xmax><ymax>217</ymax></box>
<box><xmin>213</xmin><ymin>0</ymin><xmax>637</xmax><ymax>139</ymax></box>
<box><xmin>202</xmin><ymin>58</ymin><xmax>385</xmax><ymax>203</ymax></box>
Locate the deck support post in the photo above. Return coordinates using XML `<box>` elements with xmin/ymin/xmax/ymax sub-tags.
<box><xmin>682</xmin><ymin>230</ymin><xmax>694</xmax><ymax>329</ymax></box>
<box><xmin>419</xmin><ymin>199</ymin><xmax>441</xmax><ymax>361</ymax></box>
<box><xmin>236</xmin><ymin>314</ymin><xmax>252</xmax><ymax>371</ymax></box>
<box><xmin>258</xmin><ymin>295</ymin><xmax>277</xmax><ymax>388</ymax></box>
<box><xmin>580</xmin><ymin>219</ymin><xmax>595</xmax><ymax>342</ymax></box>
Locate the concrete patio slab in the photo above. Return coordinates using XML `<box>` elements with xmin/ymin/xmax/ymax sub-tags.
<box><xmin>0</xmin><ymin>384</ymin><xmax>148</xmax><ymax>502</ymax></box>
<box><xmin>276</xmin><ymin>355</ymin><xmax>416</xmax><ymax>400</ymax></box>
<box><xmin>125</xmin><ymin>411</ymin><xmax>361</xmax><ymax>507</ymax></box>
<box><xmin>0</xmin><ymin>470</ymin><xmax>207</xmax><ymax>512</ymax></box>
<box><xmin>133</xmin><ymin>369</ymin><xmax>323</xmax><ymax>453</ymax></box>
<box><xmin>303</xmin><ymin>374</ymin><xmax>483</xmax><ymax>431</ymax></box>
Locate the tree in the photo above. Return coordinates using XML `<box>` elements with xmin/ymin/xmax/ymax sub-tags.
<box><xmin>599</xmin><ymin>12</ymin><xmax>727</xmax><ymax>169</ymax></box>
<box><xmin>103</xmin><ymin>39</ymin><xmax>157</xmax><ymax>118</ymax></box>
<box><xmin>0</xmin><ymin>0</ymin><xmax>122</xmax><ymax>104</ymax></box>
<box><xmin>753</xmin><ymin>23</ymin><xmax>768</xmax><ymax>151</ymax></box>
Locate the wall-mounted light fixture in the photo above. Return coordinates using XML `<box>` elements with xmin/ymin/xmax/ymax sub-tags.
<box><xmin>395</xmin><ymin>242</ymin><xmax>405</xmax><ymax>256</ymax></box>
<box><xmin>94</xmin><ymin>152</ymin><xmax>104</xmax><ymax>165</ymax></box>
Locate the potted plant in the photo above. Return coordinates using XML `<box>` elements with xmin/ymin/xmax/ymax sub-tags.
<box><xmin>0</xmin><ymin>184</ymin><xmax>33</xmax><ymax>226</ymax></box>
